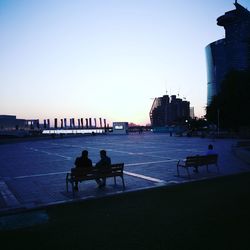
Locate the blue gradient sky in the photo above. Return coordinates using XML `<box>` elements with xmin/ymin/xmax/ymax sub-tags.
<box><xmin>1</xmin><ymin>0</ymin><xmax>249</xmax><ymax>125</ymax></box>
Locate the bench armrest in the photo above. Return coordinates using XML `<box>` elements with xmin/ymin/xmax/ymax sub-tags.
<box><xmin>177</xmin><ymin>159</ymin><xmax>186</xmax><ymax>167</ymax></box>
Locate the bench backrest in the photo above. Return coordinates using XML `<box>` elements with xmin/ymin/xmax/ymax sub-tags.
<box><xmin>100</xmin><ymin>163</ymin><xmax>124</xmax><ymax>173</ymax></box>
<box><xmin>71</xmin><ymin>167</ymin><xmax>93</xmax><ymax>177</ymax></box>
<box><xmin>111</xmin><ymin>163</ymin><xmax>124</xmax><ymax>170</ymax></box>
<box><xmin>185</xmin><ymin>154</ymin><xmax>218</xmax><ymax>166</ymax></box>
<box><xmin>71</xmin><ymin>163</ymin><xmax>124</xmax><ymax>177</ymax></box>
<box><xmin>185</xmin><ymin>156</ymin><xmax>203</xmax><ymax>166</ymax></box>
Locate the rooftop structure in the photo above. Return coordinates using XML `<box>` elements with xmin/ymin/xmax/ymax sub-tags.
<box><xmin>0</xmin><ymin>115</ymin><xmax>30</xmax><ymax>130</ymax></box>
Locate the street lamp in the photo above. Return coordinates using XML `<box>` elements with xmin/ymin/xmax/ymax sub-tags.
<box><xmin>217</xmin><ymin>109</ymin><xmax>220</xmax><ymax>136</ymax></box>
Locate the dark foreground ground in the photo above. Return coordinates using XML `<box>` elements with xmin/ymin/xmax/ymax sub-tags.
<box><xmin>1</xmin><ymin>172</ymin><xmax>250</xmax><ymax>250</ymax></box>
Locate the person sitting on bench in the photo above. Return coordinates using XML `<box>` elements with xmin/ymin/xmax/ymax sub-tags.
<box><xmin>72</xmin><ymin>150</ymin><xmax>93</xmax><ymax>191</ymax></box>
<box><xmin>95</xmin><ymin>150</ymin><xmax>111</xmax><ymax>188</ymax></box>
<box><xmin>206</xmin><ymin>144</ymin><xmax>216</xmax><ymax>155</ymax></box>
<box><xmin>193</xmin><ymin>144</ymin><xmax>217</xmax><ymax>173</ymax></box>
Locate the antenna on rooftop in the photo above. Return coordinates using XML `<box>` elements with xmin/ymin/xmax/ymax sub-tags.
<box><xmin>164</xmin><ymin>80</ymin><xmax>168</xmax><ymax>96</ymax></box>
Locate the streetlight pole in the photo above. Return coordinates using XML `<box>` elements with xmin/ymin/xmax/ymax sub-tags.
<box><xmin>217</xmin><ymin>109</ymin><xmax>220</xmax><ymax>137</ymax></box>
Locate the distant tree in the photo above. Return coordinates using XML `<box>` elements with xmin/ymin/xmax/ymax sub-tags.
<box><xmin>206</xmin><ymin>70</ymin><xmax>250</xmax><ymax>130</ymax></box>
<box><xmin>128</xmin><ymin>122</ymin><xmax>138</xmax><ymax>127</ymax></box>
<box><xmin>189</xmin><ymin>118</ymin><xmax>208</xmax><ymax>131</ymax></box>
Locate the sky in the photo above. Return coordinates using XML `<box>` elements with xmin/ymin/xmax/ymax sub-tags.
<box><xmin>1</xmin><ymin>0</ymin><xmax>249</xmax><ymax>126</ymax></box>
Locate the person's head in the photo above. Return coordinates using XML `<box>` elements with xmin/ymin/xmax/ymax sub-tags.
<box><xmin>208</xmin><ymin>144</ymin><xmax>213</xmax><ymax>150</ymax></box>
<box><xmin>82</xmin><ymin>150</ymin><xmax>88</xmax><ymax>158</ymax></box>
<box><xmin>100</xmin><ymin>150</ymin><xmax>107</xmax><ymax>158</ymax></box>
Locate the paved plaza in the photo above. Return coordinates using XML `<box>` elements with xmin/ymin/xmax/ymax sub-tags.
<box><xmin>0</xmin><ymin>132</ymin><xmax>249</xmax><ymax>214</ymax></box>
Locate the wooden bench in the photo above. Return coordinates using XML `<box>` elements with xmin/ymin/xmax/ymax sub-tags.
<box><xmin>66</xmin><ymin>163</ymin><xmax>125</xmax><ymax>196</ymax></box>
<box><xmin>177</xmin><ymin>154</ymin><xmax>219</xmax><ymax>178</ymax></box>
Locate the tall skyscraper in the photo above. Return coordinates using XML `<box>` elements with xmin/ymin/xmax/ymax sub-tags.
<box><xmin>205</xmin><ymin>1</ymin><xmax>250</xmax><ymax>105</ymax></box>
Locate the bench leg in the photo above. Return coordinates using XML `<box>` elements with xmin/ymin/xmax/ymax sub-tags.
<box><xmin>66</xmin><ymin>179</ymin><xmax>69</xmax><ymax>192</ymax></box>
<box><xmin>66</xmin><ymin>174</ymin><xmax>70</xmax><ymax>192</ymax></box>
<box><xmin>207</xmin><ymin>163</ymin><xmax>219</xmax><ymax>173</ymax></box>
<box><xmin>121</xmin><ymin>176</ymin><xmax>125</xmax><ymax>190</ymax></box>
<box><xmin>114</xmin><ymin>176</ymin><xmax>117</xmax><ymax>185</ymax></box>
<box><xmin>71</xmin><ymin>182</ymin><xmax>75</xmax><ymax>198</ymax></box>
<box><xmin>177</xmin><ymin>163</ymin><xmax>190</xmax><ymax>178</ymax></box>
<box><xmin>177</xmin><ymin>161</ymin><xmax>180</xmax><ymax>176</ymax></box>
<box><xmin>216</xmin><ymin>163</ymin><xmax>219</xmax><ymax>173</ymax></box>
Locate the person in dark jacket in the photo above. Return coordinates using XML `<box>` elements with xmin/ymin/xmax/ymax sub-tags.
<box><xmin>72</xmin><ymin>150</ymin><xmax>93</xmax><ymax>191</ymax></box>
<box><xmin>95</xmin><ymin>150</ymin><xmax>111</xmax><ymax>187</ymax></box>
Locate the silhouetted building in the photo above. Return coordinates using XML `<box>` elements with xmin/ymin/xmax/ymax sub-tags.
<box><xmin>0</xmin><ymin>115</ymin><xmax>40</xmax><ymax>131</ymax></box>
<box><xmin>0</xmin><ymin>115</ymin><xmax>26</xmax><ymax>130</ymax></box>
<box><xmin>149</xmin><ymin>95</ymin><xmax>190</xmax><ymax>127</ymax></box>
<box><xmin>206</xmin><ymin>1</ymin><xmax>250</xmax><ymax>105</ymax></box>
<box><xmin>190</xmin><ymin>107</ymin><xmax>195</xmax><ymax>119</ymax></box>
<box><xmin>113</xmin><ymin>122</ymin><xmax>128</xmax><ymax>134</ymax></box>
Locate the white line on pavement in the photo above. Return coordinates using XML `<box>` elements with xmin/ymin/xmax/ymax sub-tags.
<box><xmin>0</xmin><ymin>181</ymin><xmax>20</xmax><ymax>207</ymax></box>
<box><xmin>42</xmin><ymin>143</ymin><xmax>172</xmax><ymax>158</ymax></box>
<box><xmin>14</xmin><ymin>171</ymin><xmax>68</xmax><ymax>179</ymax></box>
<box><xmin>125</xmin><ymin>159</ymin><xmax>177</xmax><ymax>166</ymax></box>
<box><xmin>11</xmin><ymin>159</ymin><xmax>177</xmax><ymax>180</ymax></box>
<box><xmin>124</xmin><ymin>171</ymin><xmax>166</xmax><ymax>183</ymax></box>
<box><xmin>26</xmin><ymin>147</ymin><xmax>72</xmax><ymax>160</ymax></box>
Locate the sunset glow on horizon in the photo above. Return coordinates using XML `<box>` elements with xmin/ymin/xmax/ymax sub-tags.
<box><xmin>1</xmin><ymin>0</ymin><xmax>249</xmax><ymax>125</ymax></box>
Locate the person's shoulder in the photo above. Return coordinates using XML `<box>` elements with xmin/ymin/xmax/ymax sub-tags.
<box><xmin>75</xmin><ymin>156</ymin><xmax>81</xmax><ymax>162</ymax></box>
<box><xmin>206</xmin><ymin>150</ymin><xmax>217</xmax><ymax>155</ymax></box>
<box><xmin>106</xmin><ymin>156</ymin><xmax>111</xmax><ymax>164</ymax></box>
<box><xmin>75</xmin><ymin>156</ymin><xmax>81</xmax><ymax>167</ymax></box>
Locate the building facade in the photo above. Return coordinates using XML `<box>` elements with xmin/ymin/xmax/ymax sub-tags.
<box><xmin>112</xmin><ymin>122</ymin><xmax>128</xmax><ymax>134</ymax></box>
<box><xmin>206</xmin><ymin>1</ymin><xmax>250</xmax><ymax>105</ymax></box>
<box><xmin>149</xmin><ymin>95</ymin><xmax>190</xmax><ymax>127</ymax></box>
<box><xmin>0</xmin><ymin>115</ymin><xmax>27</xmax><ymax>130</ymax></box>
